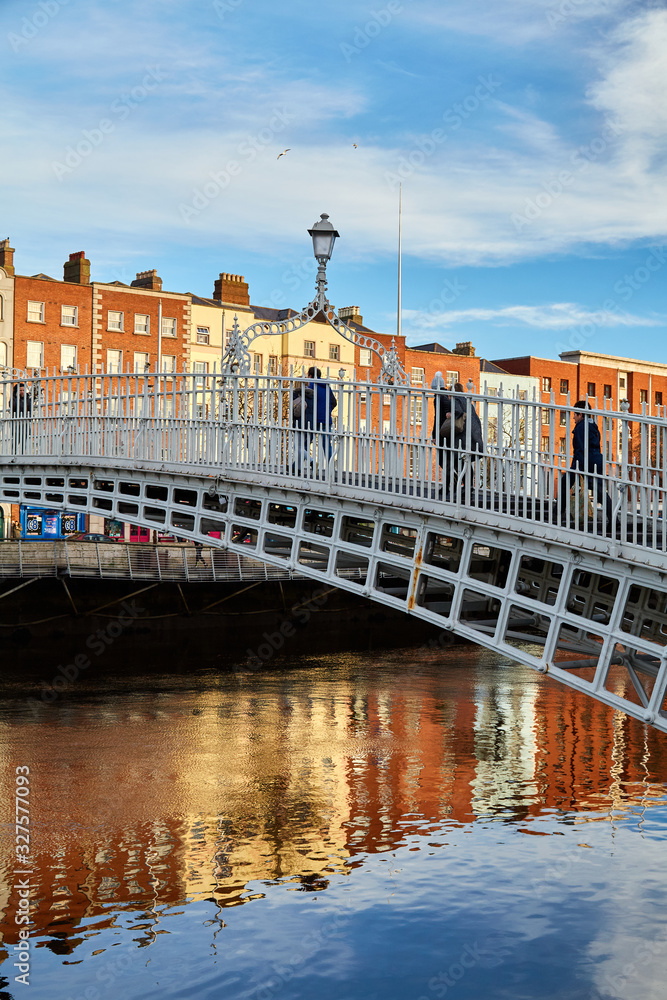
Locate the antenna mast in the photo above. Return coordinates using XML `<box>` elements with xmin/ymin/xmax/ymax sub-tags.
<box><xmin>397</xmin><ymin>183</ymin><xmax>402</xmax><ymax>340</ymax></box>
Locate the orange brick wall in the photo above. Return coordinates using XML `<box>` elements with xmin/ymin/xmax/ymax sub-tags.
<box><xmin>14</xmin><ymin>276</ymin><xmax>93</xmax><ymax>371</ymax></box>
<box><xmin>94</xmin><ymin>285</ymin><xmax>190</xmax><ymax>373</ymax></box>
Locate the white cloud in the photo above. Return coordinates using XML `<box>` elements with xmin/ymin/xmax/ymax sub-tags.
<box><xmin>402</xmin><ymin>302</ymin><xmax>663</xmax><ymax>337</ymax></box>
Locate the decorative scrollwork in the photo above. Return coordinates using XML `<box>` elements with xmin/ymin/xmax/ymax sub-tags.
<box><xmin>220</xmin><ymin>262</ymin><xmax>409</xmax><ymax>386</ymax></box>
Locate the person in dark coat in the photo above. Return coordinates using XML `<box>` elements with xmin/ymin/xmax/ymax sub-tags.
<box><xmin>304</xmin><ymin>367</ymin><xmax>337</xmax><ymax>468</ymax></box>
<box><xmin>11</xmin><ymin>383</ymin><xmax>31</xmax><ymax>455</ymax></box>
<box><xmin>559</xmin><ymin>400</ymin><xmax>612</xmax><ymax>525</ymax></box>
<box><xmin>431</xmin><ymin>371</ymin><xmax>465</xmax><ymax>497</ymax></box>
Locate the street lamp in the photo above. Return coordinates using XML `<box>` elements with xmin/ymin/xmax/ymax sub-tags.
<box><xmin>308</xmin><ymin>213</ymin><xmax>339</xmax><ymax>263</ymax></box>
<box><xmin>220</xmin><ymin>212</ymin><xmax>407</xmax><ymax>385</ymax></box>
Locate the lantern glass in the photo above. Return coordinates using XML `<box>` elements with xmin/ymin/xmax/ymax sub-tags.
<box><xmin>308</xmin><ymin>213</ymin><xmax>340</xmax><ymax>261</ymax></box>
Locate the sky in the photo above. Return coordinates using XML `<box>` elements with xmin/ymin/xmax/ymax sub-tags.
<box><xmin>1</xmin><ymin>0</ymin><xmax>667</xmax><ymax>363</ymax></box>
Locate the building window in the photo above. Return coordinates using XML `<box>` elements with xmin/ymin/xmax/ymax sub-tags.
<box><xmin>106</xmin><ymin>349</ymin><xmax>122</xmax><ymax>373</ymax></box>
<box><xmin>304</xmin><ymin>340</ymin><xmax>315</xmax><ymax>359</ymax></box>
<box><xmin>359</xmin><ymin>348</ymin><xmax>372</xmax><ymax>368</ymax></box>
<box><xmin>640</xmin><ymin>389</ymin><xmax>648</xmax><ymax>404</ymax></box>
<box><xmin>411</xmin><ymin>367</ymin><xmax>425</xmax><ymax>387</ymax></box>
<box><xmin>253</xmin><ymin>353</ymin><xmax>263</xmax><ymax>375</ymax></box>
<box><xmin>603</xmin><ymin>384</ymin><xmax>612</xmax><ymax>398</ymax></box>
<box><xmin>560</xmin><ymin>410</ymin><xmax>567</xmax><ymax>426</ymax></box>
<box><xmin>619</xmin><ymin>374</ymin><xmax>627</xmax><ymax>389</ymax></box>
<box><xmin>196</xmin><ymin>326</ymin><xmax>210</xmax><ymax>345</ymax></box>
<box><xmin>558</xmin><ymin>437</ymin><xmax>566</xmax><ymax>454</ymax></box>
<box><xmin>161</xmin><ymin>355</ymin><xmax>176</xmax><ymax>374</ymax></box>
<box><xmin>587</xmin><ymin>382</ymin><xmax>595</xmax><ymax>397</ymax></box>
<box><xmin>656</xmin><ymin>391</ymin><xmax>663</xmax><ymax>407</ymax></box>
<box><xmin>61</xmin><ymin>305</ymin><xmax>78</xmax><ymax>327</ymax></box>
<box><xmin>446</xmin><ymin>371</ymin><xmax>460</xmax><ymax>389</ymax></box>
<box><xmin>268</xmin><ymin>355</ymin><xmax>278</xmax><ymax>375</ymax></box>
<box><xmin>108</xmin><ymin>310</ymin><xmax>123</xmax><ymax>332</ymax></box>
<box><xmin>194</xmin><ymin>361</ymin><xmax>208</xmax><ymax>385</ymax></box>
<box><xmin>133</xmin><ymin>352</ymin><xmax>150</xmax><ymax>372</ymax></box>
<box><xmin>559</xmin><ymin>378</ymin><xmax>569</xmax><ymax>395</ymax></box>
<box><xmin>329</xmin><ymin>343</ymin><xmax>340</xmax><ymax>362</ymax></box>
<box><xmin>162</xmin><ymin>317</ymin><xmax>177</xmax><ymax>338</ymax></box>
<box><xmin>26</xmin><ymin>341</ymin><xmax>43</xmax><ymax>368</ymax></box>
<box><xmin>542</xmin><ymin>377</ymin><xmax>552</xmax><ymax>393</ymax></box>
<box><xmin>518</xmin><ymin>390</ymin><xmax>527</xmax><ymax>400</ymax></box>
<box><xmin>541</xmin><ymin>408</ymin><xmax>551</xmax><ymax>424</ymax></box>
<box><xmin>487</xmin><ymin>387</ymin><xmax>498</xmax><ymax>397</ymax></box>
<box><xmin>382</xmin><ymin>420</ymin><xmax>390</xmax><ymax>435</ymax></box>
<box><xmin>134</xmin><ymin>314</ymin><xmax>150</xmax><ymax>335</ymax></box>
<box><xmin>27</xmin><ymin>301</ymin><xmax>44</xmax><ymax>323</ymax></box>
<box><xmin>0</xmin><ymin>342</ymin><xmax>6</xmax><ymax>368</ymax></box>
<box><xmin>61</xmin><ymin>345</ymin><xmax>77</xmax><ymax>369</ymax></box>
<box><xmin>410</xmin><ymin>397</ymin><xmax>423</xmax><ymax>424</ymax></box>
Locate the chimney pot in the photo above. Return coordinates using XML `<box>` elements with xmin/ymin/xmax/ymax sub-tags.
<box><xmin>131</xmin><ymin>269</ymin><xmax>163</xmax><ymax>291</ymax></box>
<box><xmin>0</xmin><ymin>238</ymin><xmax>15</xmax><ymax>277</ymax></box>
<box><xmin>213</xmin><ymin>272</ymin><xmax>250</xmax><ymax>306</ymax></box>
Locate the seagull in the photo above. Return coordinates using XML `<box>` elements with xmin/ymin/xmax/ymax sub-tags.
<box><xmin>277</xmin><ymin>149</ymin><xmax>291</xmax><ymax>159</ymax></box>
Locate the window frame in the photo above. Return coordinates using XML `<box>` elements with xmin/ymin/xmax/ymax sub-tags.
<box><xmin>542</xmin><ymin>376</ymin><xmax>552</xmax><ymax>393</ymax></box>
<box><xmin>106</xmin><ymin>349</ymin><xmax>123</xmax><ymax>373</ymax></box>
<box><xmin>61</xmin><ymin>305</ymin><xmax>78</xmax><ymax>328</ymax></box>
<box><xmin>134</xmin><ymin>313</ymin><xmax>150</xmax><ymax>336</ymax></box>
<box><xmin>196</xmin><ymin>326</ymin><xmax>210</xmax><ymax>345</ymax></box>
<box><xmin>329</xmin><ymin>343</ymin><xmax>340</xmax><ymax>362</ymax></box>
<box><xmin>133</xmin><ymin>351</ymin><xmax>150</xmax><ymax>373</ymax></box>
<box><xmin>304</xmin><ymin>340</ymin><xmax>315</xmax><ymax>359</ymax></box>
<box><xmin>162</xmin><ymin>317</ymin><xmax>177</xmax><ymax>338</ymax></box>
<box><xmin>60</xmin><ymin>344</ymin><xmax>77</xmax><ymax>370</ymax></box>
<box><xmin>27</xmin><ymin>301</ymin><xmax>45</xmax><ymax>324</ymax></box>
<box><xmin>107</xmin><ymin>310</ymin><xmax>124</xmax><ymax>332</ymax></box>
<box><xmin>559</xmin><ymin>378</ymin><xmax>569</xmax><ymax>395</ymax></box>
<box><xmin>26</xmin><ymin>340</ymin><xmax>44</xmax><ymax>368</ymax></box>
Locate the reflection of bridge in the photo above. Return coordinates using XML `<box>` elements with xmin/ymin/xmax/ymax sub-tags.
<box><xmin>3</xmin><ymin>368</ymin><xmax>667</xmax><ymax>731</ymax></box>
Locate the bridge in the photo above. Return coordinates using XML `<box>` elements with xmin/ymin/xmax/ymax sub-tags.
<box><xmin>2</xmin><ymin>365</ymin><xmax>667</xmax><ymax>733</ymax></box>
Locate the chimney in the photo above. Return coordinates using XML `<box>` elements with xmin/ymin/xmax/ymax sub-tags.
<box><xmin>131</xmin><ymin>269</ymin><xmax>163</xmax><ymax>291</ymax></box>
<box><xmin>64</xmin><ymin>251</ymin><xmax>90</xmax><ymax>284</ymax></box>
<box><xmin>339</xmin><ymin>306</ymin><xmax>363</xmax><ymax>326</ymax></box>
<box><xmin>213</xmin><ymin>272</ymin><xmax>250</xmax><ymax>307</ymax></box>
<box><xmin>452</xmin><ymin>341</ymin><xmax>475</xmax><ymax>357</ymax></box>
<box><xmin>0</xmin><ymin>238</ymin><xmax>15</xmax><ymax>277</ymax></box>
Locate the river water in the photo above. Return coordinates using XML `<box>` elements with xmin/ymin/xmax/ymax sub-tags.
<box><xmin>1</xmin><ymin>640</ymin><xmax>667</xmax><ymax>1000</ymax></box>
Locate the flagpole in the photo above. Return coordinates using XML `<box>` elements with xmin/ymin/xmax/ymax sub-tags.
<box><xmin>397</xmin><ymin>183</ymin><xmax>402</xmax><ymax>341</ymax></box>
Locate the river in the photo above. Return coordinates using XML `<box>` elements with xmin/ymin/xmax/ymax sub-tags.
<box><xmin>1</xmin><ymin>639</ymin><xmax>666</xmax><ymax>1000</ymax></box>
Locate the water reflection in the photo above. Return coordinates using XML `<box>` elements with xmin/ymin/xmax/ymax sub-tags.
<box><xmin>1</xmin><ymin>644</ymin><xmax>666</xmax><ymax>999</ymax></box>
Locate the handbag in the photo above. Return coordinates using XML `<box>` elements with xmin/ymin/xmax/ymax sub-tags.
<box><xmin>292</xmin><ymin>396</ymin><xmax>302</xmax><ymax>420</ymax></box>
<box><xmin>440</xmin><ymin>413</ymin><xmax>465</xmax><ymax>440</ymax></box>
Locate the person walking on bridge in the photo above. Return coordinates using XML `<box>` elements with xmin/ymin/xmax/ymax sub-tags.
<box><xmin>431</xmin><ymin>372</ymin><xmax>465</xmax><ymax>499</ymax></box>
<box><xmin>11</xmin><ymin>382</ymin><xmax>31</xmax><ymax>456</ymax></box>
<box><xmin>297</xmin><ymin>367</ymin><xmax>337</xmax><ymax>474</ymax></box>
<box><xmin>559</xmin><ymin>400</ymin><xmax>613</xmax><ymax>529</ymax></box>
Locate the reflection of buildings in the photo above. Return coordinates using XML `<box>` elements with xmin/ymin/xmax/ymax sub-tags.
<box><xmin>1</xmin><ymin>655</ymin><xmax>666</xmax><ymax>959</ymax></box>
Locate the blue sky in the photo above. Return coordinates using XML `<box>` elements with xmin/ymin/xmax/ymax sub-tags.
<box><xmin>2</xmin><ymin>0</ymin><xmax>667</xmax><ymax>362</ymax></box>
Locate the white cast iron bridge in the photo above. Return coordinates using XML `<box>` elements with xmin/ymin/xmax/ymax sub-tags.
<box><xmin>3</xmin><ymin>367</ymin><xmax>667</xmax><ymax>733</ymax></box>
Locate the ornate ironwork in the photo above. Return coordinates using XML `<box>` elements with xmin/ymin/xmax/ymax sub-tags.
<box><xmin>220</xmin><ymin>251</ymin><xmax>409</xmax><ymax>384</ymax></box>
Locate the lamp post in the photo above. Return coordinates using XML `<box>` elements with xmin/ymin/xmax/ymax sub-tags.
<box><xmin>220</xmin><ymin>214</ymin><xmax>408</xmax><ymax>385</ymax></box>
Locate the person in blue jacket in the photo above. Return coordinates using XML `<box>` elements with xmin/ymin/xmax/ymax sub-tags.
<box><xmin>559</xmin><ymin>400</ymin><xmax>612</xmax><ymax>525</ymax></box>
<box><xmin>295</xmin><ymin>367</ymin><xmax>337</xmax><ymax>471</ymax></box>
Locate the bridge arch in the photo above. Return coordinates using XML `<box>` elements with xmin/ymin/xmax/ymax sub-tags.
<box><xmin>3</xmin><ymin>459</ymin><xmax>667</xmax><ymax>733</ymax></box>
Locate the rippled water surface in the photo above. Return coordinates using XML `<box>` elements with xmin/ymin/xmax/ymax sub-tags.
<box><xmin>1</xmin><ymin>643</ymin><xmax>667</xmax><ymax>1000</ymax></box>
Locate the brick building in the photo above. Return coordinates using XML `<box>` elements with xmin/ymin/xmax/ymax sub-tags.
<box><xmin>13</xmin><ymin>252</ymin><xmax>94</xmax><ymax>372</ymax></box>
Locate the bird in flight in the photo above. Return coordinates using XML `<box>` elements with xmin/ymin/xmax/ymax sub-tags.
<box><xmin>277</xmin><ymin>149</ymin><xmax>291</xmax><ymax>159</ymax></box>
<box><xmin>352</xmin><ymin>143</ymin><xmax>358</xmax><ymax>148</ymax></box>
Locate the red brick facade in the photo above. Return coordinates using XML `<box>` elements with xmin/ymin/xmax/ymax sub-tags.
<box><xmin>93</xmin><ymin>283</ymin><xmax>190</xmax><ymax>374</ymax></box>
<box><xmin>14</xmin><ymin>273</ymin><xmax>94</xmax><ymax>372</ymax></box>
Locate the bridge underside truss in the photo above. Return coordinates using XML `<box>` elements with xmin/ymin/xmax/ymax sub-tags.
<box><xmin>3</xmin><ymin>462</ymin><xmax>667</xmax><ymax>733</ymax></box>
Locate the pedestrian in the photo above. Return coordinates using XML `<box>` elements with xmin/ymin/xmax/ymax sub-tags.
<box><xmin>431</xmin><ymin>372</ymin><xmax>465</xmax><ymax>498</ymax></box>
<box><xmin>11</xmin><ymin>382</ymin><xmax>31</xmax><ymax>455</ymax></box>
<box><xmin>303</xmin><ymin>367</ymin><xmax>337</xmax><ymax>473</ymax></box>
<box><xmin>194</xmin><ymin>540</ymin><xmax>207</xmax><ymax>567</ymax></box>
<box><xmin>559</xmin><ymin>400</ymin><xmax>613</xmax><ymax>529</ymax></box>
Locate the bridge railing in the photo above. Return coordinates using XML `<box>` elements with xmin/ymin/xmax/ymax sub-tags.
<box><xmin>1</xmin><ymin>369</ymin><xmax>666</xmax><ymax>550</ymax></box>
